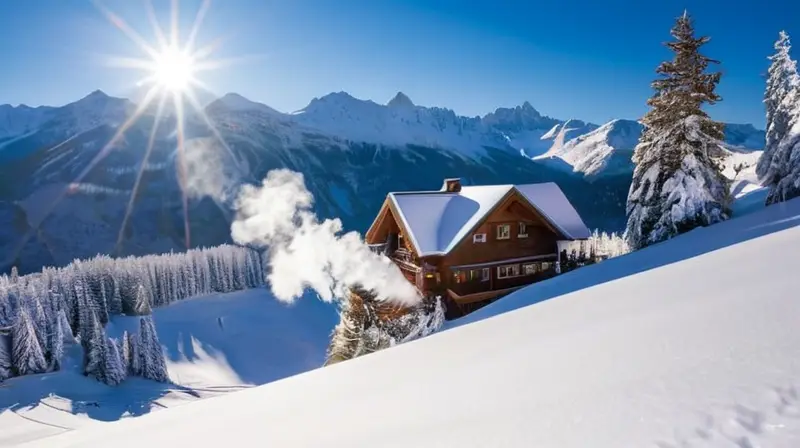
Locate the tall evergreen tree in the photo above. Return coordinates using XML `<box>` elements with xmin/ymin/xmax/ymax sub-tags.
<box><xmin>11</xmin><ymin>306</ymin><xmax>47</xmax><ymax>376</ymax></box>
<box><xmin>0</xmin><ymin>334</ymin><xmax>11</xmax><ymax>381</ymax></box>
<box><xmin>137</xmin><ymin>315</ymin><xmax>169</xmax><ymax>382</ymax></box>
<box><xmin>97</xmin><ymin>280</ymin><xmax>109</xmax><ymax>325</ymax></box>
<box><xmin>128</xmin><ymin>332</ymin><xmax>141</xmax><ymax>376</ymax></box>
<box><xmin>120</xmin><ymin>330</ymin><xmax>132</xmax><ymax>373</ymax></box>
<box><xmin>47</xmin><ymin>312</ymin><xmax>64</xmax><ymax>372</ymax></box>
<box><xmin>82</xmin><ymin>310</ymin><xmax>105</xmax><ymax>380</ymax></box>
<box><xmin>109</xmin><ymin>279</ymin><xmax>123</xmax><ymax>316</ymax></box>
<box><xmin>134</xmin><ymin>284</ymin><xmax>152</xmax><ymax>315</ymax></box>
<box><xmin>625</xmin><ymin>11</ymin><xmax>729</xmax><ymax>250</ymax></box>
<box><xmin>758</xmin><ymin>32</ymin><xmax>798</xmax><ymax>188</ymax></box>
<box><xmin>103</xmin><ymin>337</ymin><xmax>126</xmax><ymax>385</ymax></box>
<box><xmin>57</xmin><ymin>308</ymin><xmax>75</xmax><ymax>345</ymax></box>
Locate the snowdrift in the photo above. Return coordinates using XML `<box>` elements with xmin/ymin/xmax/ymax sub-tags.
<box><xmin>18</xmin><ymin>198</ymin><xmax>800</xmax><ymax>447</ymax></box>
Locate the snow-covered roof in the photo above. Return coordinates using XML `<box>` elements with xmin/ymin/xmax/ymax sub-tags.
<box><xmin>388</xmin><ymin>182</ymin><xmax>590</xmax><ymax>257</ymax></box>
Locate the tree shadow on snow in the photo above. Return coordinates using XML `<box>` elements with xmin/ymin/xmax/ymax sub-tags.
<box><xmin>451</xmin><ymin>197</ymin><xmax>800</xmax><ymax>328</ymax></box>
<box><xmin>147</xmin><ymin>289</ymin><xmax>335</xmax><ymax>387</ymax></box>
<box><xmin>0</xmin><ymin>345</ymin><xmax>198</xmax><ymax>423</ymax></box>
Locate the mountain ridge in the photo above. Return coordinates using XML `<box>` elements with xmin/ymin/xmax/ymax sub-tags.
<box><xmin>0</xmin><ymin>88</ymin><xmax>766</xmax><ymax>274</ymax></box>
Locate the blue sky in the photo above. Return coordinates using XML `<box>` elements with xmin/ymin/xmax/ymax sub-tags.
<box><xmin>0</xmin><ymin>0</ymin><xmax>798</xmax><ymax>126</ymax></box>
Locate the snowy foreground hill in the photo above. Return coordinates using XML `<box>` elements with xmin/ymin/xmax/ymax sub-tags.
<box><xmin>15</xmin><ymin>198</ymin><xmax>800</xmax><ymax>447</ymax></box>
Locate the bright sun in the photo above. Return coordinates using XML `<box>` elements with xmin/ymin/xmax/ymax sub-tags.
<box><xmin>152</xmin><ymin>46</ymin><xmax>196</xmax><ymax>92</ymax></box>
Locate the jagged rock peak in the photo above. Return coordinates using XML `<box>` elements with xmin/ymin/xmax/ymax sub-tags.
<box><xmin>387</xmin><ymin>91</ymin><xmax>415</xmax><ymax>108</ymax></box>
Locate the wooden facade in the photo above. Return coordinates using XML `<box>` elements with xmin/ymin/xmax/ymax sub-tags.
<box><xmin>365</xmin><ymin>178</ymin><xmax>583</xmax><ymax>318</ymax></box>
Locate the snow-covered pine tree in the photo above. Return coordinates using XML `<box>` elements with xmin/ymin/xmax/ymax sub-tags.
<box><xmin>103</xmin><ymin>337</ymin><xmax>126</xmax><ymax>385</ymax></box>
<box><xmin>128</xmin><ymin>332</ymin><xmax>140</xmax><ymax>376</ymax></box>
<box><xmin>120</xmin><ymin>330</ymin><xmax>132</xmax><ymax>373</ymax></box>
<box><xmin>57</xmin><ymin>308</ymin><xmax>75</xmax><ymax>345</ymax></box>
<box><xmin>48</xmin><ymin>309</ymin><xmax>65</xmax><ymax>371</ymax></box>
<box><xmin>29</xmin><ymin>296</ymin><xmax>49</xmax><ymax>355</ymax></box>
<box><xmin>74</xmin><ymin>274</ymin><xmax>95</xmax><ymax>343</ymax></box>
<box><xmin>760</xmin><ymin>32</ymin><xmax>800</xmax><ymax>204</ymax></box>
<box><xmin>11</xmin><ymin>306</ymin><xmax>47</xmax><ymax>376</ymax></box>
<box><xmin>134</xmin><ymin>284</ymin><xmax>152</xmax><ymax>316</ymax></box>
<box><xmin>82</xmin><ymin>310</ymin><xmax>105</xmax><ymax>381</ymax></box>
<box><xmin>0</xmin><ymin>333</ymin><xmax>11</xmax><ymax>381</ymax></box>
<box><xmin>109</xmin><ymin>278</ymin><xmax>123</xmax><ymax>316</ymax></box>
<box><xmin>0</xmin><ymin>291</ymin><xmax>11</xmax><ymax>327</ymax></box>
<box><xmin>136</xmin><ymin>315</ymin><xmax>169</xmax><ymax>382</ymax></box>
<box><xmin>758</xmin><ymin>31</ymin><xmax>798</xmax><ymax>188</ymax></box>
<box><xmin>625</xmin><ymin>11</ymin><xmax>729</xmax><ymax>250</ymax></box>
<box><xmin>325</xmin><ymin>294</ymin><xmax>366</xmax><ymax>365</ymax></box>
<box><xmin>97</xmin><ymin>280</ymin><xmax>109</xmax><ymax>325</ymax></box>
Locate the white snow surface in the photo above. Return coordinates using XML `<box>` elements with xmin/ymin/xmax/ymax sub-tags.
<box><xmin>0</xmin><ymin>289</ymin><xmax>337</xmax><ymax>446</ymax></box>
<box><xmin>18</xmin><ymin>197</ymin><xmax>800</xmax><ymax>448</ymax></box>
<box><xmin>389</xmin><ymin>182</ymin><xmax>590</xmax><ymax>256</ymax></box>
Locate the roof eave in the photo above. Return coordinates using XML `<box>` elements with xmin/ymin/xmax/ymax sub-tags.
<box><xmin>387</xmin><ymin>193</ymin><xmax>425</xmax><ymax>256</ymax></box>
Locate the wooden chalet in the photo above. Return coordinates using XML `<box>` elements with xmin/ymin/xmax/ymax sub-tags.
<box><xmin>365</xmin><ymin>178</ymin><xmax>590</xmax><ymax>318</ymax></box>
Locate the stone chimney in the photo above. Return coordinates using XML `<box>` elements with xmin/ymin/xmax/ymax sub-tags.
<box><xmin>442</xmin><ymin>178</ymin><xmax>462</xmax><ymax>193</ymax></box>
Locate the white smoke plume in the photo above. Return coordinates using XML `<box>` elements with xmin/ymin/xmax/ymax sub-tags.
<box><xmin>230</xmin><ymin>169</ymin><xmax>421</xmax><ymax>306</ymax></box>
<box><xmin>183</xmin><ymin>137</ymin><xmax>246</xmax><ymax>202</ymax></box>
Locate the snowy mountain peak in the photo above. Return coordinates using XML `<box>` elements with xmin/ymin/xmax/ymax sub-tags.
<box><xmin>387</xmin><ymin>91</ymin><xmax>415</xmax><ymax>108</ymax></box>
<box><xmin>68</xmin><ymin>89</ymin><xmax>130</xmax><ymax>110</ymax></box>
<box><xmin>208</xmin><ymin>93</ymin><xmax>279</xmax><ymax>114</ymax></box>
<box><xmin>483</xmin><ymin>102</ymin><xmax>560</xmax><ymax>133</ymax></box>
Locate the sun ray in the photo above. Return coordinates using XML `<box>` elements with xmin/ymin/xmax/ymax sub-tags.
<box><xmin>104</xmin><ymin>56</ymin><xmax>157</xmax><ymax>71</ymax></box>
<box><xmin>185</xmin><ymin>0</ymin><xmax>212</xmax><ymax>55</ymax></box>
<box><xmin>74</xmin><ymin>85</ymin><xmax>161</xmax><ymax>184</ymax></box>
<box><xmin>170</xmin><ymin>0</ymin><xmax>180</xmax><ymax>48</ymax></box>
<box><xmin>144</xmin><ymin>0</ymin><xmax>169</xmax><ymax>49</ymax></box>
<box><xmin>65</xmin><ymin>0</ymin><xmax>262</xmax><ymax>261</ymax></box>
<box><xmin>1</xmin><ymin>85</ymin><xmax>162</xmax><ymax>270</ymax></box>
<box><xmin>116</xmin><ymin>90</ymin><xmax>168</xmax><ymax>255</ymax></box>
<box><xmin>189</xmin><ymin>36</ymin><xmax>227</xmax><ymax>60</ymax></box>
<box><xmin>182</xmin><ymin>85</ymin><xmax>242</xmax><ymax>168</ymax></box>
<box><xmin>172</xmin><ymin>91</ymin><xmax>192</xmax><ymax>249</ymax></box>
<box><xmin>193</xmin><ymin>54</ymin><xmax>267</xmax><ymax>72</ymax></box>
<box><xmin>92</xmin><ymin>1</ymin><xmax>160</xmax><ymax>60</ymax></box>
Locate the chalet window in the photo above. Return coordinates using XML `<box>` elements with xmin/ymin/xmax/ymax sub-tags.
<box><xmin>518</xmin><ymin>222</ymin><xmax>528</xmax><ymax>238</ymax></box>
<box><xmin>468</xmin><ymin>269</ymin><xmax>480</xmax><ymax>281</ymax></box>
<box><xmin>473</xmin><ymin>233</ymin><xmax>487</xmax><ymax>243</ymax></box>
<box><xmin>496</xmin><ymin>224</ymin><xmax>511</xmax><ymax>240</ymax></box>
<box><xmin>497</xmin><ymin>264</ymin><xmax>520</xmax><ymax>279</ymax></box>
<box><xmin>481</xmin><ymin>268</ymin><xmax>490</xmax><ymax>282</ymax></box>
<box><xmin>522</xmin><ymin>263</ymin><xmax>537</xmax><ymax>275</ymax></box>
<box><xmin>453</xmin><ymin>270</ymin><xmax>467</xmax><ymax>283</ymax></box>
<box><xmin>541</xmin><ymin>262</ymin><xmax>552</xmax><ymax>271</ymax></box>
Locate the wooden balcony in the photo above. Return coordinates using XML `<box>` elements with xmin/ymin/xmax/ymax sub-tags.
<box><xmin>447</xmin><ymin>285</ymin><xmax>524</xmax><ymax>305</ymax></box>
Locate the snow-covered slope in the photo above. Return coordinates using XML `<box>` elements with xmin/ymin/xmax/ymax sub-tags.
<box><xmin>534</xmin><ymin>119</ymin><xmax>642</xmax><ymax>177</ymax></box>
<box><xmin>19</xmin><ymin>198</ymin><xmax>800</xmax><ymax>448</ymax></box>
<box><xmin>0</xmin><ymin>288</ymin><xmax>337</xmax><ymax>446</ymax></box>
<box><xmin>0</xmin><ymin>104</ymin><xmax>54</xmax><ymax>140</ymax></box>
<box><xmin>532</xmin><ymin>118</ymin><xmax>765</xmax><ymax>178</ymax></box>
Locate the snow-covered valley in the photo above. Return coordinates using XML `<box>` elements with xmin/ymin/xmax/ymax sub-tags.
<box><xmin>10</xmin><ymin>193</ymin><xmax>800</xmax><ymax>448</ymax></box>
<box><xmin>0</xmin><ymin>288</ymin><xmax>337</xmax><ymax>446</ymax></box>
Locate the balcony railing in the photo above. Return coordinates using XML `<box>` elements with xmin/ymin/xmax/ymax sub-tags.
<box><xmin>368</xmin><ymin>242</ymin><xmax>388</xmax><ymax>256</ymax></box>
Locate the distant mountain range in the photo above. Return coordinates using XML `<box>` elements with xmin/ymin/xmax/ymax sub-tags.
<box><xmin>0</xmin><ymin>89</ymin><xmax>765</xmax><ymax>274</ymax></box>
